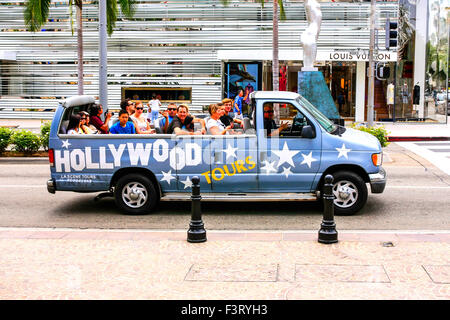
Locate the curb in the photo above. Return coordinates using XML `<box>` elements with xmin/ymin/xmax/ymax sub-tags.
<box><xmin>388</xmin><ymin>136</ymin><xmax>450</xmax><ymax>142</ymax></box>
<box><xmin>0</xmin><ymin>227</ymin><xmax>449</xmax><ymax>242</ymax></box>
<box><xmin>0</xmin><ymin>157</ymin><xmax>48</xmax><ymax>164</ymax></box>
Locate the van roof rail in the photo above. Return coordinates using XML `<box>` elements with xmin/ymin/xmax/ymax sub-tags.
<box><xmin>61</xmin><ymin>95</ymin><xmax>95</xmax><ymax>108</ymax></box>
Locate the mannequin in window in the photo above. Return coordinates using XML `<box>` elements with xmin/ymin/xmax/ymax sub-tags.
<box><xmin>413</xmin><ymin>82</ymin><xmax>420</xmax><ymax>118</ymax></box>
<box><xmin>400</xmin><ymin>82</ymin><xmax>409</xmax><ymax>118</ymax></box>
<box><xmin>386</xmin><ymin>82</ymin><xmax>394</xmax><ymax>118</ymax></box>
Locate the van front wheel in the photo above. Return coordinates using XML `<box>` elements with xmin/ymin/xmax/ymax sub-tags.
<box><xmin>114</xmin><ymin>174</ymin><xmax>158</xmax><ymax>215</ymax></box>
<box><xmin>326</xmin><ymin>171</ymin><xmax>368</xmax><ymax>216</ymax></box>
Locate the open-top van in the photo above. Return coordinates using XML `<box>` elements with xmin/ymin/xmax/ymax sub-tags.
<box><xmin>47</xmin><ymin>91</ymin><xmax>386</xmax><ymax>215</ymax></box>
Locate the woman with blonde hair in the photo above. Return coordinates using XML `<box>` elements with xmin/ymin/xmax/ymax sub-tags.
<box><xmin>206</xmin><ymin>104</ymin><xmax>234</xmax><ymax>135</ymax></box>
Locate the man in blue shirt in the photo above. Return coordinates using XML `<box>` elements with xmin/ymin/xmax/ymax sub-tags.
<box><xmin>158</xmin><ymin>103</ymin><xmax>177</xmax><ymax>133</ymax></box>
<box><xmin>110</xmin><ymin>110</ymin><xmax>136</xmax><ymax>134</ymax></box>
<box><xmin>233</xmin><ymin>89</ymin><xmax>244</xmax><ymax>119</ymax></box>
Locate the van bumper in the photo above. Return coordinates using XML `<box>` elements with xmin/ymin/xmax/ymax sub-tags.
<box><xmin>47</xmin><ymin>179</ymin><xmax>56</xmax><ymax>194</ymax></box>
<box><xmin>369</xmin><ymin>167</ymin><xmax>386</xmax><ymax>194</ymax></box>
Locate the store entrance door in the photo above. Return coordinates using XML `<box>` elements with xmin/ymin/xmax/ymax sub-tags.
<box><xmin>318</xmin><ymin>62</ymin><xmax>356</xmax><ymax>118</ymax></box>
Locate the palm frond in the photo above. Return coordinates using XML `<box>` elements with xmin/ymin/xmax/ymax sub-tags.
<box><xmin>278</xmin><ymin>0</ymin><xmax>286</xmax><ymax>21</ymax></box>
<box><xmin>118</xmin><ymin>0</ymin><xmax>136</xmax><ymax>18</ymax></box>
<box><xmin>69</xmin><ymin>0</ymin><xmax>74</xmax><ymax>36</ymax></box>
<box><xmin>220</xmin><ymin>0</ymin><xmax>285</xmax><ymax>20</ymax></box>
<box><xmin>24</xmin><ymin>0</ymin><xmax>51</xmax><ymax>32</ymax></box>
<box><xmin>107</xmin><ymin>0</ymin><xmax>118</xmax><ymax>36</ymax></box>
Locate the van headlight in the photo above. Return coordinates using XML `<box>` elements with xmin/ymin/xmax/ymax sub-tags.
<box><xmin>371</xmin><ymin>153</ymin><xmax>382</xmax><ymax>166</ymax></box>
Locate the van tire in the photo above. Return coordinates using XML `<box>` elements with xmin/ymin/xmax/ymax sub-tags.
<box><xmin>114</xmin><ymin>174</ymin><xmax>158</xmax><ymax>215</ymax></box>
<box><xmin>325</xmin><ymin>171</ymin><xmax>368</xmax><ymax>216</ymax></box>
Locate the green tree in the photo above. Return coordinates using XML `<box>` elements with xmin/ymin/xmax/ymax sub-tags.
<box><xmin>23</xmin><ymin>0</ymin><xmax>137</xmax><ymax>95</ymax></box>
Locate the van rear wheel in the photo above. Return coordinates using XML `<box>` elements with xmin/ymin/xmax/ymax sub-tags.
<box><xmin>114</xmin><ymin>174</ymin><xmax>158</xmax><ymax>215</ymax></box>
<box><xmin>325</xmin><ymin>171</ymin><xmax>368</xmax><ymax>216</ymax></box>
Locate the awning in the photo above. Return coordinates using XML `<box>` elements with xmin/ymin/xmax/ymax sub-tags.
<box><xmin>0</xmin><ymin>51</ymin><xmax>17</xmax><ymax>61</ymax></box>
<box><xmin>217</xmin><ymin>49</ymin><xmax>397</xmax><ymax>62</ymax></box>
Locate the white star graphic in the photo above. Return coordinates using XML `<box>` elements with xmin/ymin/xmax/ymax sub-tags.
<box><xmin>160</xmin><ymin>170</ymin><xmax>175</xmax><ymax>185</ymax></box>
<box><xmin>272</xmin><ymin>142</ymin><xmax>300</xmax><ymax>168</ymax></box>
<box><xmin>300</xmin><ymin>151</ymin><xmax>317</xmax><ymax>168</ymax></box>
<box><xmin>336</xmin><ymin>143</ymin><xmax>352</xmax><ymax>159</ymax></box>
<box><xmin>181</xmin><ymin>177</ymin><xmax>193</xmax><ymax>189</ymax></box>
<box><xmin>223</xmin><ymin>143</ymin><xmax>238</xmax><ymax>161</ymax></box>
<box><xmin>281</xmin><ymin>166</ymin><xmax>293</xmax><ymax>178</ymax></box>
<box><xmin>61</xmin><ymin>139</ymin><xmax>71</xmax><ymax>149</ymax></box>
<box><xmin>260</xmin><ymin>160</ymin><xmax>277</xmax><ymax>175</ymax></box>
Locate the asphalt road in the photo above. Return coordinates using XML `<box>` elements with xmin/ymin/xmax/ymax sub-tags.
<box><xmin>0</xmin><ymin>143</ymin><xmax>449</xmax><ymax>230</ymax></box>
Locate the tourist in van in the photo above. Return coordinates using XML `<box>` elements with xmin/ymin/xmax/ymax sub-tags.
<box><xmin>89</xmin><ymin>103</ymin><xmax>112</xmax><ymax>134</ymax></box>
<box><xmin>207</xmin><ymin>104</ymin><xmax>241</xmax><ymax>135</ymax></box>
<box><xmin>159</xmin><ymin>103</ymin><xmax>177</xmax><ymax>133</ymax></box>
<box><xmin>67</xmin><ymin>113</ymin><xmax>85</xmax><ymax>135</ymax></box>
<box><xmin>131</xmin><ymin>102</ymin><xmax>155</xmax><ymax>134</ymax></box>
<box><xmin>109</xmin><ymin>110</ymin><xmax>136</xmax><ymax>134</ymax></box>
<box><xmin>220</xmin><ymin>99</ymin><xmax>243</xmax><ymax>128</ymax></box>
<box><xmin>79</xmin><ymin>111</ymin><xmax>98</xmax><ymax>134</ymax></box>
<box><xmin>167</xmin><ymin>104</ymin><xmax>206</xmax><ymax>135</ymax></box>
<box><xmin>120</xmin><ymin>99</ymin><xmax>143</xmax><ymax>133</ymax></box>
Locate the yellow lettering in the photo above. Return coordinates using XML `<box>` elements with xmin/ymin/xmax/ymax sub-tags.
<box><xmin>212</xmin><ymin>168</ymin><xmax>225</xmax><ymax>181</ymax></box>
<box><xmin>223</xmin><ymin>163</ymin><xmax>236</xmax><ymax>176</ymax></box>
<box><xmin>201</xmin><ymin>171</ymin><xmax>212</xmax><ymax>184</ymax></box>
<box><xmin>245</xmin><ymin>156</ymin><xmax>256</xmax><ymax>170</ymax></box>
<box><xmin>235</xmin><ymin>160</ymin><xmax>247</xmax><ymax>173</ymax></box>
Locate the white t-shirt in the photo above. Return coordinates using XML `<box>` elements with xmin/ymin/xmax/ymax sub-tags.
<box><xmin>149</xmin><ymin>99</ymin><xmax>161</xmax><ymax>112</ymax></box>
<box><xmin>131</xmin><ymin>115</ymin><xmax>149</xmax><ymax>132</ymax></box>
<box><xmin>207</xmin><ymin>118</ymin><xmax>227</xmax><ymax>135</ymax></box>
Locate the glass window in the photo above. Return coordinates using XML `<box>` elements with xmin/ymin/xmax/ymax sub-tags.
<box><xmin>263</xmin><ymin>102</ymin><xmax>313</xmax><ymax>138</ymax></box>
<box><xmin>297</xmin><ymin>96</ymin><xmax>337</xmax><ymax>133</ymax></box>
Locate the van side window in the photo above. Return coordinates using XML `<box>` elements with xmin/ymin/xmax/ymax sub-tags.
<box><xmin>59</xmin><ymin>105</ymin><xmax>88</xmax><ymax>134</ymax></box>
<box><xmin>263</xmin><ymin>102</ymin><xmax>313</xmax><ymax>138</ymax></box>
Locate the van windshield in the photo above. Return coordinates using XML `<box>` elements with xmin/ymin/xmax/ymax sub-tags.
<box><xmin>297</xmin><ymin>96</ymin><xmax>337</xmax><ymax>133</ymax></box>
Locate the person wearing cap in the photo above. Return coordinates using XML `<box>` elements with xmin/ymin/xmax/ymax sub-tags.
<box><xmin>79</xmin><ymin>111</ymin><xmax>98</xmax><ymax>134</ymax></box>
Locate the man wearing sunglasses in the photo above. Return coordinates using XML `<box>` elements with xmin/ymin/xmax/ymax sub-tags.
<box><xmin>263</xmin><ymin>105</ymin><xmax>289</xmax><ymax>137</ymax></box>
<box><xmin>159</xmin><ymin>103</ymin><xmax>178</xmax><ymax>133</ymax></box>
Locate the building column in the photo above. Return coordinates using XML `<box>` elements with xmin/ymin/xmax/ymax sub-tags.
<box><xmin>413</xmin><ymin>0</ymin><xmax>428</xmax><ymax>118</ymax></box>
<box><xmin>355</xmin><ymin>61</ymin><xmax>366</xmax><ymax>122</ymax></box>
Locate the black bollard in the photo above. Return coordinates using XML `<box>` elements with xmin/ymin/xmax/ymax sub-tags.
<box><xmin>318</xmin><ymin>174</ymin><xmax>338</xmax><ymax>244</ymax></box>
<box><xmin>187</xmin><ymin>176</ymin><xmax>207</xmax><ymax>243</ymax></box>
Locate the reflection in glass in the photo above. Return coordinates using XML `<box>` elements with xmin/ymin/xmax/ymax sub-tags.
<box><xmin>424</xmin><ymin>0</ymin><xmax>448</xmax><ymax>123</ymax></box>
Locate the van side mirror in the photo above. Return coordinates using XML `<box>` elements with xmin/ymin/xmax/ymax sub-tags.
<box><xmin>301</xmin><ymin>125</ymin><xmax>315</xmax><ymax>138</ymax></box>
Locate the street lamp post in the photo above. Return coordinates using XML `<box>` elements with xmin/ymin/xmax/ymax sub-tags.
<box><xmin>99</xmin><ymin>0</ymin><xmax>108</xmax><ymax>111</ymax></box>
<box><xmin>367</xmin><ymin>0</ymin><xmax>376</xmax><ymax>127</ymax></box>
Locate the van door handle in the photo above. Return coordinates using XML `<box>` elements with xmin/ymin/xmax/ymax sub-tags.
<box><xmin>214</xmin><ymin>151</ymin><xmax>221</xmax><ymax>164</ymax></box>
<box><xmin>259</xmin><ymin>151</ymin><xmax>267</xmax><ymax>161</ymax></box>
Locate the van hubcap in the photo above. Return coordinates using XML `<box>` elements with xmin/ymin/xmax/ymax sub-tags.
<box><xmin>122</xmin><ymin>182</ymin><xmax>147</xmax><ymax>208</ymax></box>
<box><xmin>333</xmin><ymin>180</ymin><xmax>358</xmax><ymax>208</ymax></box>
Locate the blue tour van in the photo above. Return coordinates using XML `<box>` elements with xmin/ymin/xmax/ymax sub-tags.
<box><xmin>47</xmin><ymin>91</ymin><xmax>386</xmax><ymax>215</ymax></box>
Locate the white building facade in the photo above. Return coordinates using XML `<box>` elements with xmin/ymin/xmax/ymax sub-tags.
<box><xmin>0</xmin><ymin>0</ymin><xmax>447</xmax><ymax>123</ymax></box>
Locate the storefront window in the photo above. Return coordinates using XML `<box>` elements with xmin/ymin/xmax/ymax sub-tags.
<box><xmin>223</xmin><ymin>62</ymin><xmax>262</xmax><ymax>116</ymax></box>
<box><xmin>122</xmin><ymin>87</ymin><xmax>192</xmax><ymax>103</ymax></box>
<box><xmin>318</xmin><ymin>62</ymin><xmax>356</xmax><ymax>119</ymax></box>
<box><xmin>424</xmin><ymin>0</ymin><xmax>449</xmax><ymax>123</ymax></box>
<box><xmin>395</xmin><ymin>0</ymin><xmax>448</xmax><ymax>123</ymax></box>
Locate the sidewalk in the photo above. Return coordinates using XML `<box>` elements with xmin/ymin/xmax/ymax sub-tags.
<box><xmin>378</xmin><ymin>119</ymin><xmax>450</xmax><ymax>141</ymax></box>
<box><xmin>0</xmin><ymin>227</ymin><xmax>449</xmax><ymax>300</ymax></box>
